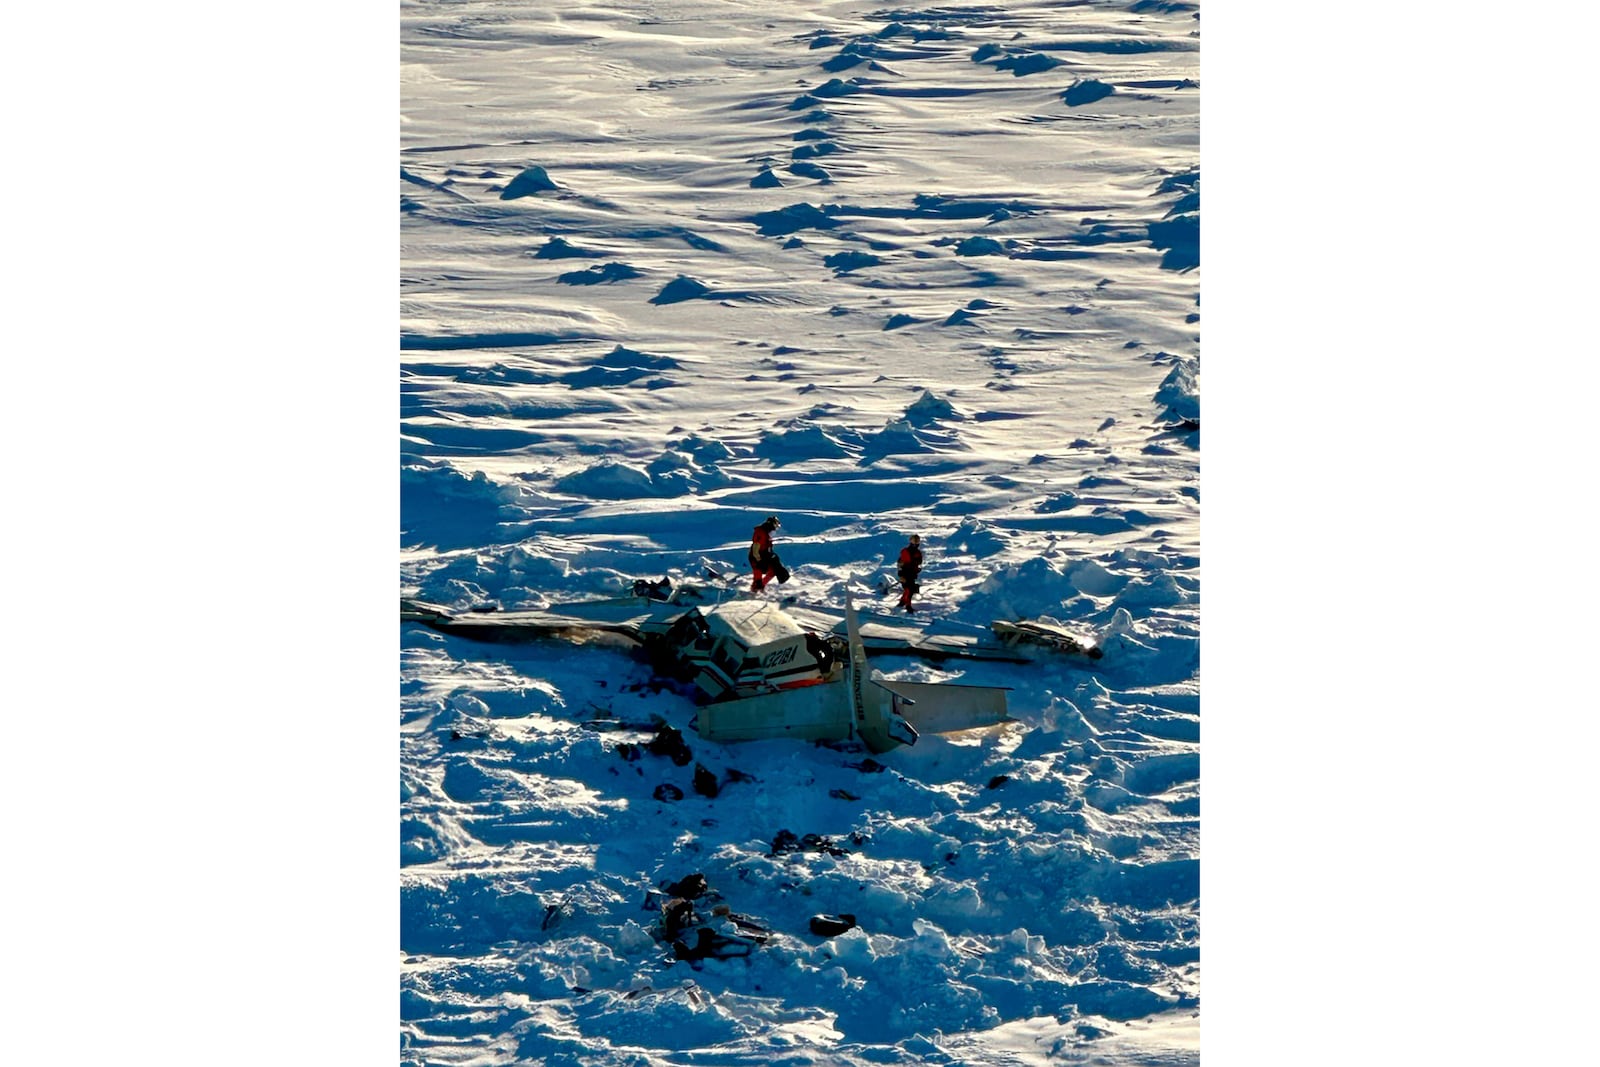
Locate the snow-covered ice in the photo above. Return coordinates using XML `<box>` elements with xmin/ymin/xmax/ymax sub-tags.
<box><xmin>401</xmin><ymin>1</ymin><xmax>1199</xmax><ymax>1062</ymax></box>
<box><xmin>12</xmin><ymin>2</ymin><xmax>1598</xmax><ymax>1065</ymax></box>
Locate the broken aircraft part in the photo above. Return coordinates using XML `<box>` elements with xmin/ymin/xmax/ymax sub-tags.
<box><xmin>401</xmin><ymin>582</ymin><xmax>1099</xmax><ymax>753</ymax></box>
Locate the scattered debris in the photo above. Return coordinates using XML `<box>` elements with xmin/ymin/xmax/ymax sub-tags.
<box><xmin>693</xmin><ymin>764</ymin><xmax>720</xmax><ymax>798</ymax></box>
<box><xmin>663</xmin><ymin>873</ymin><xmax>709</xmax><ymax>900</ymax></box>
<box><xmin>651</xmin><ymin>875</ymin><xmax>771</xmax><ymax>964</ymax></box>
<box><xmin>660</xmin><ymin>897</ymin><xmax>698</xmax><ymax>940</ymax></box>
<box><xmin>987</xmin><ymin>774</ymin><xmax>1011</xmax><ymax>789</ymax></box>
<box><xmin>991</xmin><ymin>619</ymin><xmax>1104</xmax><ymax>660</ymax></box>
<box><xmin>771</xmin><ymin>830</ymin><xmax>851</xmax><ymax>857</ymax></box>
<box><xmin>673</xmin><ymin>927</ymin><xmax>762</xmax><ymax>962</ymax></box>
<box><xmin>632</xmin><ymin>577</ymin><xmax>674</xmax><ymax>600</ymax></box>
<box><xmin>541</xmin><ymin>897</ymin><xmax>573</xmax><ymax>931</ymax></box>
<box><xmin>646</xmin><ymin>725</ymin><xmax>694</xmax><ymax>766</ymax></box>
<box><xmin>809</xmin><ymin>913</ymin><xmax>858</xmax><ymax>937</ymax></box>
<box><xmin>653</xmin><ymin>783</ymin><xmax>685</xmax><ymax>802</ymax></box>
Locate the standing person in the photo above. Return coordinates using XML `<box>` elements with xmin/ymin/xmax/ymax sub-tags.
<box><xmin>896</xmin><ymin>533</ymin><xmax>923</xmax><ymax>613</ymax></box>
<box><xmin>748</xmin><ymin>515</ymin><xmax>788</xmax><ymax>593</ymax></box>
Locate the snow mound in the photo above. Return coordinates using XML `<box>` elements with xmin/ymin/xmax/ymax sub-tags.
<box><xmin>531</xmin><ymin>236</ymin><xmax>599</xmax><ymax>259</ymax></box>
<box><xmin>558</xmin><ymin>263</ymin><xmax>644</xmax><ymax>285</ymax></box>
<box><xmin>904</xmin><ymin>389</ymin><xmax>961</xmax><ymax>424</ymax></box>
<box><xmin>650</xmin><ymin>275</ymin><xmax>714</xmax><ymax>305</ymax></box>
<box><xmin>754</xmin><ymin>423</ymin><xmax>854</xmax><ymax>464</ymax></box>
<box><xmin>402</xmin><ymin>463</ymin><xmax>525</xmax><ymax>549</ymax></box>
<box><xmin>825</xmin><ymin>250</ymin><xmax>881</xmax><ymax>273</ymax></box>
<box><xmin>1063</xmin><ymin>80</ymin><xmax>1115</xmax><ymax>107</ymax></box>
<box><xmin>950</xmin><ymin>517</ymin><xmax>1007</xmax><ymax>558</ymax></box>
<box><xmin>751</xmin><ymin>202</ymin><xmax>839</xmax><ymax>236</ymax></box>
<box><xmin>955</xmin><ymin>236</ymin><xmax>1007</xmax><ymax>257</ymax></box>
<box><xmin>860</xmin><ymin>416</ymin><xmax>925</xmax><ymax>450</ymax></box>
<box><xmin>648</xmin><ymin>448</ymin><xmax>732</xmax><ymax>492</ymax></box>
<box><xmin>500</xmin><ymin>165</ymin><xmax>560</xmax><ymax>199</ymax></box>
<box><xmin>1153</xmin><ymin>357</ymin><xmax>1199</xmax><ymax>421</ymax></box>
<box><xmin>962</xmin><ymin>556</ymin><xmax>1130</xmax><ymax>621</ymax></box>
<box><xmin>554</xmin><ymin>460</ymin><xmax>672</xmax><ymax>499</ymax></box>
<box><xmin>994</xmin><ymin>51</ymin><xmax>1061</xmax><ymax>77</ymax></box>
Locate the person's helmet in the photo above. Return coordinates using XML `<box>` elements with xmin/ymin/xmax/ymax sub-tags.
<box><xmin>764</xmin><ymin>515</ymin><xmax>780</xmax><ymax>529</ymax></box>
<box><xmin>909</xmin><ymin>534</ymin><xmax>920</xmax><ymax>544</ymax></box>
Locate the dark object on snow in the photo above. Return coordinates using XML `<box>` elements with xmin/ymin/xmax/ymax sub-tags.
<box><xmin>829</xmin><ymin>788</ymin><xmax>860</xmax><ymax>801</ymax></box>
<box><xmin>987</xmin><ymin>774</ymin><xmax>1011</xmax><ymax>789</ymax></box>
<box><xmin>616</xmin><ymin>743</ymin><xmax>641</xmax><ymax>762</ymax></box>
<box><xmin>771</xmin><ymin>829</ymin><xmax>851</xmax><ymax>857</ymax></box>
<box><xmin>672</xmin><ymin>927</ymin><xmax>756</xmax><ymax>962</ymax></box>
<box><xmin>646</xmin><ymin>725</ymin><xmax>694</xmax><ymax>766</ymax></box>
<box><xmin>693</xmin><ymin>763</ymin><xmax>720</xmax><ymax>798</ymax></box>
<box><xmin>660</xmin><ymin>897</ymin><xmax>697</xmax><ymax>940</ymax></box>
<box><xmin>804</xmin><ymin>833</ymin><xmax>850</xmax><ymax>856</ymax></box>
<box><xmin>632</xmin><ymin>576</ymin><xmax>674</xmax><ymax>600</ymax></box>
<box><xmin>664</xmin><ymin>873</ymin><xmax>709</xmax><ymax>900</ymax></box>
<box><xmin>541</xmin><ymin>899</ymin><xmax>573</xmax><ymax>931</ymax></box>
<box><xmin>671</xmin><ymin>909</ymin><xmax>772</xmax><ymax>962</ymax></box>
<box><xmin>808</xmin><ymin>913</ymin><xmax>858</xmax><ymax>937</ymax></box>
<box><xmin>653</xmin><ymin>783</ymin><xmax>684</xmax><ymax>802</ymax></box>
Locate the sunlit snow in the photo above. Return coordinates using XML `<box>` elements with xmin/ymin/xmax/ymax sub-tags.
<box><xmin>402</xmin><ymin>1</ymin><xmax>1199</xmax><ymax>1063</ymax></box>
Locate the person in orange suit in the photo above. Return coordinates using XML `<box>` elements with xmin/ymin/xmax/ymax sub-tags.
<box><xmin>749</xmin><ymin>515</ymin><xmax>787</xmax><ymax>592</ymax></box>
<box><xmin>896</xmin><ymin>533</ymin><xmax>923</xmax><ymax>613</ymax></box>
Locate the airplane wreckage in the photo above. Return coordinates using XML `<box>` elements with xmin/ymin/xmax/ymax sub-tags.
<box><xmin>401</xmin><ymin>580</ymin><xmax>1103</xmax><ymax>755</ymax></box>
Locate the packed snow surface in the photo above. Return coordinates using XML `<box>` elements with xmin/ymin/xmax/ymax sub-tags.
<box><xmin>402</xmin><ymin>1</ymin><xmax>1199</xmax><ymax>1063</ymax></box>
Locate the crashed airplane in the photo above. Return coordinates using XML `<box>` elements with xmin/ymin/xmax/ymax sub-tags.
<box><xmin>401</xmin><ymin>582</ymin><xmax>1101</xmax><ymax>755</ymax></box>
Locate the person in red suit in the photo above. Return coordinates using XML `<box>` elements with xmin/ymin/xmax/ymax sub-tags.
<box><xmin>897</xmin><ymin>533</ymin><xmax>923</xmax><ymax>613</ymax></box>
<box><xmin>748</xmin><ymin>515</ymin><xmax>788</xmax><ymax>592</ymax></box>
